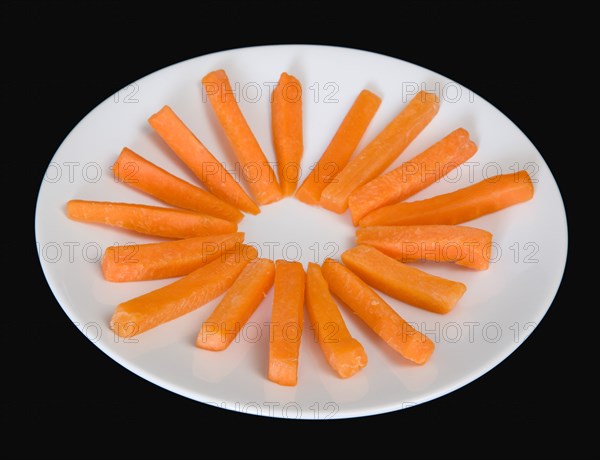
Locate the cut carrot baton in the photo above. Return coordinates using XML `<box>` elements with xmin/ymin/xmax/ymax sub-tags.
<box><xmin>113</xmin><ymin>147</ymin><xmax>243</xmax><ymax>223</ymax></box>
<box><xmin>320</xmin><ymin>91</ymin><xmax>440</xmax><ymax>213</ymax></box>
<box><xmin>268</xmin><ymin>260</ymin><xmax>306</xmax><ymax>386</ymax></box>
<box><xmin>272</xmin><ymin>72</ymin><xmax>303</xmax><ymax>196</ymax></box>
<box><xmin>202</xmin><ymin>70</ymin><xmax>283</xmax><ymax>205</ymax></box>
<box><xmin>321</xmin><ymin>259</ymin><xmax>434</xmax><ymax>364</ymax></box>
<box><xmin>359</xmin><ymin>170</ymin><xmax>534</xmax><ymax>227</ymax></box>
<box><xmin>111</xmin><ymin>244</ymin><xmax>258</xmax><ymax>337</ymax></box>
<box><xmin>342</xmin><ymin>245</ymin><xmax>466</xmax><ymax>314</ymax></box>
<box><xmin>148</xmin><ymin>105</ymin><xmax>260</xmax><ymax>215</ymax></box>
<box><xmin>356</xmin><ymin>225</ymin><xmax>492</xmax><ymax>270</ymax></box>
<box><xmin>102</xmin><ymin>233</ymin><xmax>245</xmax><ymax>282</ymax></box>
<box><xmin>348</xmin><ymin>128</ymin><xmax>477</xmax><ymax>224</ymax></box>
<box><xmin>66</xmin><ymin>200</ymin><xmax>237</xmax><ymax>239</ymax></box>
<box><xmin>196</xmin><ymin>258</ymin><xmax>275</xmax><ymax>351</ymax></box>
<box><xmin>305</xmin><ymin>262</ymin><xmax>367</xmax><ymax>378</ymax></box>
<box><xmin>295</xmin><ymin>90</ymin><xmax>381</xmax><ymax>205</ymax></box>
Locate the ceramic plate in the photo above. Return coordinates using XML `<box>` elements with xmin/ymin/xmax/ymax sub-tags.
<box><xmin>35</xmin><ymin>45</ymin><xmax>567</xmax><ymax>419</ymax></box>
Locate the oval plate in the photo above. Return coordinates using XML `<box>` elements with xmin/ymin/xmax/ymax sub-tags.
<box><xmin>35</xmin><ymin>45</ymin><xmax>567</xmax><ymax>419</ymax></box>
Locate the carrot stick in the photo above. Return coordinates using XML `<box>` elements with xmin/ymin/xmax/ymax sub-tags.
<box><xmin>102</xmin><ymin>233</ymin><xmax>245</xmax><ymax>282</ymax></box>
<box><xmin>196</xmin><ymin>258</ymin><xmax>275</xmax><ymax>351</ymax></box>
<box><xmin>272</xmin><ymin>72</ymin><xmax>303</xmax><ymax>196</ymax></box>
<box><xmin>66</xmin><ymin>200</ymin><xmax>237</xmax><ymax>239</ymax></box>
<box><xmin>268</xmin><ymin>260</ymin><xmax>306</xmax><ymax>386</ymax></box>
<box><xmin>320</xmin><ymin>91</ymin><xmax>440</xmax><ymax>213</ymax></box>
<box><xmin>148</xmin><ymin>105</ymin><xmax>260</xmax><ymax>215</ymax></box>
<box><xmin>202</xmin><ymin>70</ymin><xmax>283</xmax><ymax>205</ymax></box>
<box><xmin>342</xmin><ymin>245</ymin><xmax>466</xmax><ymax>314</ymax></box>
<box><xmin>295</xmin><ymin>89</ymin><xmax>381</xmax><ymax>205</ymax></box>
<box><xmin>111</xmin><ymin>244</ymin><xmax>258</xmax><ymax>337</ymax></box>
<box><xmin>305</xmin><ymin>262</ymin><xmax>367</xmax><ymax>378</ymax></box>
<box><xmin>321</xmin><ymin>259</ymin><xmax>434</xmax><ymax>364</ymax></box>
<box><xmin>113</xmin><ymin>147</ymin><xmax>243</xmax><ymax>223</ymax></box>
<box><xmin>359</xmin><ymin>170</ymin><xmax>534</xmax><ymax>227</ymax></box>
<box><xmin>356</xmin><ymin>225</ymin><xmax>492</xmax><ymax>270</ymax></box>
<box><xmin>348</xmin><ymin>128</ymin><xmax>477</xmax><ymax>224</ymax></box>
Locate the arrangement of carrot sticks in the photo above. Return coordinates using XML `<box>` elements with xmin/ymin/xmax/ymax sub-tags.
<box><xmin>67</xmin><ymin>69</ymin><xmax>535</xmax><ymax>386</ymax></box>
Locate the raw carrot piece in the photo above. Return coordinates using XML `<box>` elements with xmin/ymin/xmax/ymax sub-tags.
<box><xmin>348</xmin><ymin>128</ymin><xmax>477</xmax><ymax>224</ymax></box>
<box><xmin>359</xmin><ymin>170</ymin><xmax>534</xmax><ymax>227</ymax></box>
<box><xmin>102</xmin><ymin>233</ymin><xmax>245</xmax><ymax>282</ymax></box>
<box><xmin>356</xmin><ymin>225</ymin><xmax>492</xmax><ymax>270</ymax></box>
<box><xmin>268</xmin><ymin>260</ymin><xmax>306</xmax><ymax>386</ymax></box>
<box><xmin>342</xmin><ymin>245</ymin><xmax>466</xmax><ymax>314</ymax></box>
<box><xmin>113</xmin><ymin>147</ymin><xmax>243</xmax><ymax>223</ymax></box>
<box><xmin>295</xmin><ymin>90</ymin><xmax>381</xmax><ymax>205</ymax></box>
<box><xmin>202</xmin><ymin>70</ymin><xmax>283</xmax><ymax>205</ymax></box>
<box><xmin>66</xmin><ymin>200</ymin><xmax>237</xmax><ymax>239</ymax></box>
<box><xmin>321</xmin><ymin>259</ymin><xmax>434</xmax><ymax>364</ymax></box>
<box><xmin>148</xmin><ymin>105</ymin><xmax>260</xmax><ymax>215</ymax></box>
<box><xmin>111</xmin><ymin>244</ymin><xmax>258</xmax><ymax>337</ymax></box>
<box><xmin>196</xmin><ymin>258</ymin><xmax>275</xmax><ymax>351</ymax></box>
<box><xmin>305</xmin><ymin>262</ymin><xmax>367</xmax><ymax>378</ymax></box>
<box><xmin>320</xmin><ymin>91</ymin><xmax>440</xmax><ymax>213</ymax></box>
<box><xmin>272</xmin><ymin>72</ymin><xmax>303</xmax><ymax>196</ymax></box>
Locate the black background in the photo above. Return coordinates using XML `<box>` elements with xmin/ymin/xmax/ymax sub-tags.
<box><xmin>5</xmin><ymin>0</ymin><xmax>574</xmax><ymax>445</ymax></box>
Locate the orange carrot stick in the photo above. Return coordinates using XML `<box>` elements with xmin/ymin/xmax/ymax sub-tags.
<box><xmin>113</xmin><ymin>147</ymin><xmax>243</xmax><ymax>223</ymax></box>
<box><xmin>148</xmin><ymin>105</ymin><xmax>260</xmax><ymax>215</ymax></box>
<box><xmin>111</xmin><ymin>244</ymin><xmax>258</xmax><ymax>337</ymax></box>
<box><xmin>359</xmin><ymin>170</ymin><xmax>534</xmax><ymax>227</ymax></box>
<box><xmin>305</xmin><ymin>262</ymin><xmax>367</xmax><ymax>378</ymax></box>
<box><xmin>348</xmin><ymin>128</ymin><xmax>477</xmax><ymax>224</ymax></box>
<box><xmin>295</xmin><ymin>90</ymin><xmax>381</xmax><ymax>205</ymax></box>
<box><xmin>272</xmin><ymin>72</ymin><xmax>303</xmax><ymax>196</ymax></box>
<box><xmin>268</xmin><ymin>260</ymin><xmax>306</xmax><ymax>386</ymax></box>
<box><xmin>196</xmin><ymin>258</ymin><xmax>275</xmax><ymax>351</ymax></box>
<box><xmin>356</xmin><ymin>225</ymin><xmax>492</xmax><ymax>270</ymax></box>
<box><xmin>320</xmin><ymin>91</ymin><xmax>440</xmax><ymax>213</ymax></box>
<box><xmin>342</xmin><ymin>245</ymin><xmax>466</xmax><ymax>314</ymax></box>
<box><xmin>202</xmin><ymin>70</ymin><xmax>283</xmax><ymax>205</ymax></box>
<box><xmin>102</xmin><ymin>233</ymin><xmax>245</xmax><ymax>282</ymax></box>
<box><xmin>67</xmin><ymin>200</ymin><xmax>237</xmax><ymax>239</ymax></box>
<box><xmin>321</xmin><ymin>259</ymin><xmax>434</xmax><ymax>364</ymax></box>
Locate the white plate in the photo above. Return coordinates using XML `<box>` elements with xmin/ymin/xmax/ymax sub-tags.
<box><xmin>35</xmin><ymin>45</ymin><xmax>567</xmax><ymax>419</ymax></box>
